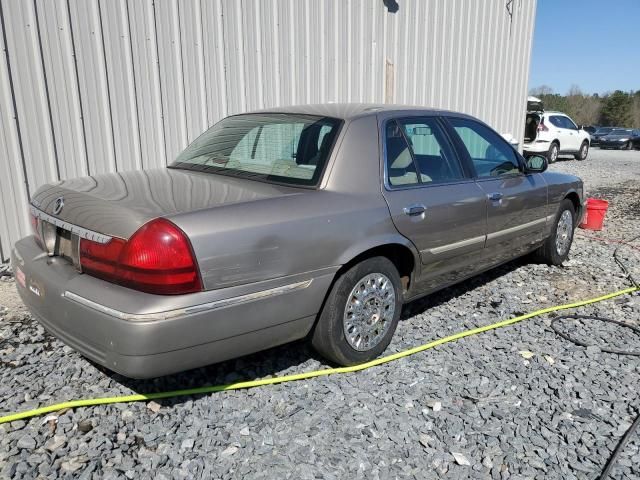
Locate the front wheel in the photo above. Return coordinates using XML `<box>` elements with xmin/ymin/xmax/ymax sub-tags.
<box><xmin>575</xmin><ymin>141</ymin><xmax>589</xmax><ymax>160</ymax></box>
<box><xmin>533</xmin><ymin>199</ymin><xmax>575</xmax><ymax>265</ymax></box>
<box><xmin>311</xmin><ymin>257</ymin><xmax>402</xmax><ymax>366</ymax></box>
<box><xmin>625</xmin><ymin>141</ymin><xmax>633</xmax><ymax>150</ymax></box>
<box><xmin>547</xmin><ymin>142</ymin><xmax>559</xmax><ymax>163</ymax></box>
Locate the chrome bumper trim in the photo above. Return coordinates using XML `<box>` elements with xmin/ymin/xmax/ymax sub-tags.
<box><xmin>62</xmin><ymin>279</ymin><xmax>313</xmax><ymax>322</ymax></box>
<box><xmin>30</xmin><ymin>205</ymin><xmax>113</xmax><ymax>244</ymax></box>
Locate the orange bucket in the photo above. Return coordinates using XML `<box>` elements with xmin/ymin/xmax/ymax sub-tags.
<box><xmin>579</xmin><ymin>198</ymin><xmax>609</xmax><ymax>231</ymax></box>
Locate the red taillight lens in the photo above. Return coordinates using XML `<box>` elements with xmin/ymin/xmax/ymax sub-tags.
<box><xmin>537</xmin><ymin>121</ymin><xmax>548</xmax><ymax>132</ymax></box>
<box><xmin>79</xmin><ymin>237</ymin><xmax>126</xmax><ymax>278</ymax></box>
<box><xmin>80</xmin><ymin>218</ymin><xmax>202</xmax><ymax>295</ymax></box>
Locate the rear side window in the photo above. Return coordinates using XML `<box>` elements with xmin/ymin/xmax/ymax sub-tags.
<box><xmin>385</xmin><ymin>118</ymin><xmax>464</xmax><ymax>187</ymax></box>
<box><xmin>548</xmin><ymin>116</ymin><xmax>563</xmax><ymax>128</ymax></box>
<box><xmin>448</xmin><ymin>117</ymin><xmax>520</xmax><ymax>178</ymax></box>
<box><xmin>385</xmin><ymin>121</ymin><xmax>421</xmax><ymax>187</ymax></box>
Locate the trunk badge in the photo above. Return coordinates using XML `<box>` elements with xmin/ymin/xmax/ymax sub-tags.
<box><xmin>53</xmin><ymin>196</ymin><xmax>65</xmax><ymax>215</ymax></box>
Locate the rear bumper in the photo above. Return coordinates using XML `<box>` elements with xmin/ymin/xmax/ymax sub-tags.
<box><xmin>522</xmin><ymin>141</ymin><xmax>549</xmax><ymax>154</ymax></box>
<box><xmin>11</xmin><ymin>236</ymin><xmax>335</xmax><ymax>378</ymax></box>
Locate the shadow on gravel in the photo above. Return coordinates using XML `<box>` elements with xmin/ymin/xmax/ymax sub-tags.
<box><xmin>97</xmin><ymin>255</ymin><xmax>531</xmax><ymax>408</ymax></box>
<box><xmin>400</xmin><ymin>256</ymin><xmax>528</xmax><ymax>320</ymax></box>
<box><xmin>96</xmin><ymin>338</ymin><xmax>323</xmax><ymax>409</ymax></box>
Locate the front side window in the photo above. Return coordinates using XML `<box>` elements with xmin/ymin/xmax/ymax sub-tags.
<box><xmin>171</xmin><ymin>113</ymin><xmax>341</xmax><ymax>186</ymax></box>
<box><xmin>560</xmin><ymin>116</ymin><xmax>578</xmax><ymax>130</ymax></box>
<box><xmin>448</xmin><ymin>117</ymin><xmax>521</xmax><ymax>178</ymax></box>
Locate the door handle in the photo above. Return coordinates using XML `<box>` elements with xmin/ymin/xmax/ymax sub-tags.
<box><xmin>487</xmin><ymin>192</ymin><xmax>503</xmax><ymax>201</ymax></box>
<box><xmin>403</xmin><ymin>204</ymin><xmax>426</xmax><ymax>216</ymax></box>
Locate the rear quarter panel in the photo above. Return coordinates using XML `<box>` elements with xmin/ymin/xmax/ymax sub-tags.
<box><xmin>169</xmin><ymin>116</ymin><xmax>419</xmax><ymax>291</ymax></box>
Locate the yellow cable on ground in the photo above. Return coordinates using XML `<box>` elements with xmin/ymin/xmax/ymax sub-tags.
<box><xmin>1</xmin><ymin>286</ymin><xmax>637</xmax><ymax>425</ymax></box>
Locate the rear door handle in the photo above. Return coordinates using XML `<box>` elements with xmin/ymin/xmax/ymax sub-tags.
<box><xmin>487</xmin><ymin>192</ymin><xmax>503</xmax><ymax>202</ymax></box>
<box><xmin>403</xmin><ymin>204</ymin><xmax>426</xmax><ymax>216</ymax></box>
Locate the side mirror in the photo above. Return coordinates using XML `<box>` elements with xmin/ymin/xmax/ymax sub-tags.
<box><xmin>525</xmin><ymin>155</ymin><xmax>548</xmax><ymax>173</ymax></box>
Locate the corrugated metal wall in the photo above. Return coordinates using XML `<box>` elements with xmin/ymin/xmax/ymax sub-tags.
<box><xmin>0</xmin><ymin>0</ymin><xmax>537</xmax><ymax>262</ymax></box>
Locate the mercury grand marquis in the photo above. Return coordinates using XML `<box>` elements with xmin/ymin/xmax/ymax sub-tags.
<box><xmin>12</xmin><ymin>104</ymin><xmax>584</xmax><ymax>378</ymax></box>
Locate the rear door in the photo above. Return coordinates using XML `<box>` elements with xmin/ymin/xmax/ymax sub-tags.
<box><xmin>380</xmin><ymin>116</ymin><xmax>488</xmax><ymax>292</ymax></box>
<box><xmin>444</xmin><ymin>116</ymin><xmax>549</xmax><ymax>265</ymax></box>
<box><xmin>549</xmin><ymin>115</ymin><xmax>579</xmax><ymax>151</ymax></box>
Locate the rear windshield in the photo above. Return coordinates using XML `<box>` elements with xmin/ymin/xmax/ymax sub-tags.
<box><xmin>170</xmin><ymin>113</ymin><xmax>341</xmax><ymax>187</ymax></box>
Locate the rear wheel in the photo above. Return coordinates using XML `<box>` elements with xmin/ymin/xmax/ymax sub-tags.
<box><xmin>533</xmin><ymin>199</ymin><xmax>575</xmax><ymax>265</ymax></box>
<box><xmin>311</xmin><ymin>257</ymin><xmax>402</xmax><ymax>366</ymax></box>
<box><xmin>547</xmin><ymin>142</ymin><xmax>559</xmax><ymax>163</ymax></box>
<box><xmin>574</xmin><ymin>141</ymin><xmax>589</xmax><ymax>160</ymax></box>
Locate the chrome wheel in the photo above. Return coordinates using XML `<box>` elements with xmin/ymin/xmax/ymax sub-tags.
<box><xmin>343</xmin><ymin>273</ymin><xmax>396</xmax><ymax>351</ymax></box>
<box><xmin>555</xmin><ymin>210</ymin><xmax>573</xmax><ymax>255</ymax></box>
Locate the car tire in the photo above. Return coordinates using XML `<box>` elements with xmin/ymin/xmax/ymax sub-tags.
<box><xmin>311</xmin><ymin>256</ymin><xmax>402</xmax><ymax>366</ymax></box>
<box><xmin>547</xmin><ymin>142</ymin><xmax>559</xmax><ymax>163</ymax></box>
<box><xmin>532</xmin><ymin>199</ymin><xmax>575</xmax><ymax>266</ymax></box>
<box><xmin>625</xmin><ymin>141</ymin><xmax>633</xmax><ymax>150</ymax></box>
<box><xmin>574</xmin><ymin>141</ymin><xmax>589</xmax><ymax>160</ymax></box>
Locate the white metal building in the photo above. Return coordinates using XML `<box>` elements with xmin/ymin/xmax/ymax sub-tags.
<box><xmin>0</xmin><ymin>0</ymin><xmax>537</xmax><ymax>261</ymax></box>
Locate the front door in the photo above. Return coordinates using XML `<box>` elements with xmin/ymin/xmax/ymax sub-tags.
<box><xmin>445</xmin><ymin>117</ymin><xmax>549</xmax><ymax>265</ymax></box>
<box><xmin>380</xmin><ymin>116</ymin><xmax>488</xmax><ymax>293</ymax></box>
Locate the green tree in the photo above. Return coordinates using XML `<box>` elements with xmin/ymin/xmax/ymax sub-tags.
<box><xmin>600</xmin><ymin>90</ymin><xmax>632</xmax><ymax>127</ymax></box>
<box><xmin>631</xmin><ymin>90</ymin><xmax>640</xmax><ymax>128</ymax></box>
<box><xmin>528</xmin><ymin>85</ymin><xmax>638</xmax><ymax>127</ymax></box>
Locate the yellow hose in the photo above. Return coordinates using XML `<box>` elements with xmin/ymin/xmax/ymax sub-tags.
<box><xmin>1</xmin><ymin>285</ymin><xmax>637</xmax><ymax>425</ymax></box>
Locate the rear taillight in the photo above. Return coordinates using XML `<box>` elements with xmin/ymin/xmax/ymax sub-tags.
<box><xmin>79</xmin><ymin>218</ymin><xmax>202</xmax><ymax>295</ymax></box>
<box><xmin>537</xmin><ymin>121</ymin><xmax>548</xmax><ymax>132</ymax></box>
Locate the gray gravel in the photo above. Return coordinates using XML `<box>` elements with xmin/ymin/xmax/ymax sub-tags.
<box><xmin>1</xmin><ymin>149</ymin><xmax>639</xmax><ymax>479</ymax></box>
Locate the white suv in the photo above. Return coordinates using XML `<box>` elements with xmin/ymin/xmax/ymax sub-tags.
<box><xmin>523</xmin><ymin>97</ymin><xmax>590</xmax><ymax>162</ymax></box>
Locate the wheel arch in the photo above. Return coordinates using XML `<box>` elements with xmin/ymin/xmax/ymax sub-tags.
<box><xmin>563</xmin><ymin>190</ymin><xmax>582</xmax><ymax>218</ymax></box>
<box><xmin>335</xmin><ymin>237</ymin><xmax>420</xmax><ymax>295</ymax></box>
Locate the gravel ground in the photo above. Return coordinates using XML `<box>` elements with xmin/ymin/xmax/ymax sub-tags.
<box><xmin>1</xmin><ymin>148</ymin><xmax>639</xmax><ymax>479</ymax></box>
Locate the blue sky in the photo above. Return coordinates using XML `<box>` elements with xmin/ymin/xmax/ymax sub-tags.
<box><xmin>529</xmin><ymin>0</ymin><xmax>640</xmax><ymax>95</ymax></box>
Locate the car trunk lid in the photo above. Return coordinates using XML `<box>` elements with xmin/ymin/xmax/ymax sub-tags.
<box><xmin>30</xmin><ymin>167</ymin><xmax>302</xmax><ymax>249</ymax></box>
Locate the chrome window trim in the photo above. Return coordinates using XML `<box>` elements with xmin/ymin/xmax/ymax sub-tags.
<box><xmin>30</xmin><ymin>205</ymin><xmax>112</xmax><ymax>244</ymax></box>
<box><xmin>62</xmin><ymin>279</ymin><xmax>313</xmax><ymax>322</ymax></box>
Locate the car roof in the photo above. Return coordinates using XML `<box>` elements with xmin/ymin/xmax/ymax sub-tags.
<box><xmin>245</xmin><ymin>103</ymin><xmax>474</xmax><ymax>121</ymax></box>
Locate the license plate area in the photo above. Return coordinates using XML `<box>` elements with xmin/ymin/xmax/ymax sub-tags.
<box><xmin>41</xmin><ymin>221</ymin><xmax>81</xmax><ymax>269</ymax></box>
